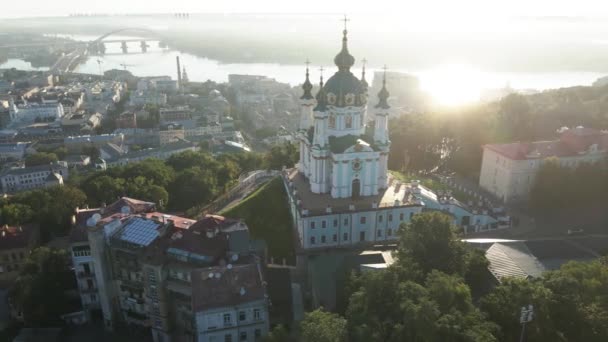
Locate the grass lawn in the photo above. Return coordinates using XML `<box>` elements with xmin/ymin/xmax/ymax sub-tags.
<box><xmin>221</xmin><ymin>177</ymin><xmax>296</xmax><ymax>264</ymax></box>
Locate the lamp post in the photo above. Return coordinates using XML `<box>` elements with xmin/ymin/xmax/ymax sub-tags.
<box><xmin>519</xmin><ymin>304</ymin><xmax>534</xmax><ymax>342</ymax></box>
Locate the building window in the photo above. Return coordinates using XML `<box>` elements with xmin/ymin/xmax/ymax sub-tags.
<box><xmin>322</xmin><ymin>221</ymin><xmax>326</xmax><ymax>229</ymax></box>
<box><xmin>310</xmin><ymin>237</ymin><xmax>315</xmax><ymax>245</ymax></box>
<box><xmin>333</xmin><ymin>234</ymin><xmax>337</xmax><ymax>242</ymax></box>
<box><xmin>321</xmin><ymin>235</ymin><xmax>326</xmax><ymax>243</ymax></box>
<box><xmin>344</xmin><ymin>218</ymin><xmax>348</xmax><ymax>225</ymax></box>
<box><xmin>240</xmin><ymin>332</ymin><xmax>247</xmax><ymax>341</ymax></box>
<box><xmin>310</xmin><ymin>222</ymin><xmax>315</xmax><ymax>229</ymax></box>
<box><xmin>254</xmin><ymin>309</ymin><xmax>261</xmax><ymax>320</ymax></box>
<box><xmin>223</xmin><ymin>313</ymin><xmax>231</xmax><ymax>326</ymax></box>
<box><xmin>333</xmin><ymin>219</ymin><xmax>338</xmax><ymax>227</ymax></box>
<box><xmin>224</xmin><ymin>334</ymin><xmax>232</xmax><ymax>342</ymax></box>
<box><xmin>387</xmin><ymin>229</ymin><xmax>392</xmax><ymax>236</ymax></box>
<box><xmin>239</xmin><ymin>311</ymin><xmax>246</xmax><ymax>321</ymax></box>
<box><xmin>378</xmin><ymin>215</ymin><xmax>383</xmax><ymax>223</ymax></box>
<box><xmin>400</xmin><ymin>213</ymin><xmax>404</xmax><ymax>221</ymax></box>
<box><xmin>329</xmin><ymin>114</ymin><xmax>336</xmax><ymax>129</ymax></box>
<box><xmin>410</xmin><ymin>212</ymin><xmax>414</xmax><ymax>219</ymax></box>
<box><xmin>388</xmin><ymin>214</ymin><xmax>393</xmax><ymax>222</ymax></box>
<box><xmin>255</xmin><ymin>329</ymin><xmax>261</xmax><ymax>338</ymax></box>
<box><xmin>359</xmin><ymin>232</ymin><xmax>365</xmax><ymax>241</ymax></box>
<box><xmin>360</xmin><ymin>217</ymin><xmax>366</xmax><ymax>224</ymax></box>
<box><xmin>377</xmin><ymin>230</ymin><xmax>382</xmax><ymax>237</ymax></box>
<box><xmin>345</xmin><ymin>115</ymin><xmax>352</xmax><ymax>128</ymax></box>
<box><xmin>343</xmin><ymin>233</ymin><xmax>348</xmax><ymax>241</ymax></box>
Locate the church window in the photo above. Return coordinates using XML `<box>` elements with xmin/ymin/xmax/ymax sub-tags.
<box><xmin>321</xmin><ymin>235</ymin><xmax>326</xmax><ymax>243</ymax></box>
<box><xmin>329</xmin><ymin>115</ymin><xmax>336</xmax><ymax>129</ymax></box>
<box><xmin>389</xmin><ymin>214</ymin><xmax>393</xmax><ymax>222</ymax></box>
<box><xmin>322</xmin><ymin>221</ymin><xmax>326</xmax><ymax>228</ymax></box>
<box><xmin>333</xmin><ymin>234</ymin><xmax>337</xmax><ymax>242</ymax></box>
<box><xmin>345</xmin><ymin>115</ymin><xmax>352</xmax><ymax>128</ymax></box>
<box><xmin>387</xmin><ymin>229</ymin><xmax>393</xmax><ymax>236</ymax></box>
<box><xmin>345</xmin><ymin>94</ymin><xmax>355</xmax><ymax>106</ymax></box>
<box><xmin>378</xmin><ymin>215</ymin><xmax>383</xmax><ymax>223</ymax></box>
<box><xmin>360</xmin><ymin>216</ymin><xmax>366</xmax><ymax>224</ymax></box>
<box><xmin>310</xmin><ymin>237</ymin><xmax>316</xmax><ymax>245</ymax></box>
<box><xmin>333</xmin><ymin>219</ymin><xmax>338</xmax><ymax>227</ymax></box>
<box><xmin>310</xmin><ymin>222</ymin><xmax>315</xmax><ymax>229</ymax></box>
<box><xmin>343</xmin><ymin>233</ymin><xmax>348</xmax><ymax>241</ymax></box>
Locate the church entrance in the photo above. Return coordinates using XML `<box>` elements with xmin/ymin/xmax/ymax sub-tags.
<box><xmin>352</xmin><ymin>179</ymin><xmax>361</xmax><ymax>199</ymax></box>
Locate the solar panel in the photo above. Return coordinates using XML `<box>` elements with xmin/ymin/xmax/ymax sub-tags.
<box><xmin>116</xmin><ymin>218</ymin><xmax>160</xmax><ymax>246</ymax></box>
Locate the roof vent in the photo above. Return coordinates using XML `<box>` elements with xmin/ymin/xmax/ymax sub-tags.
<box><xmin>239</xmin><ymin>287</ymin><xmax>246</xmax><ymax>296</ymax></box>
<box><xmin>208</xmin><ymin>272</ymin><xmax>214</xmax><ymax>279</ymax></box>
<box><xmin>215</xmin><ymin>272</ymin><xmax>221</xmax><ymax>279</ymax></box>
<box><xmin>227</xmin><ymin>264</ymin><xmax>233</xmax><ymax>270</ymax></box>
<box><xmin>231</xmin><ymin>254</ymin><xmax>239</xmax><ymax>262</ymax></box>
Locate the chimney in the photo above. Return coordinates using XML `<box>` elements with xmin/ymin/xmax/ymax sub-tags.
<box><xmin>176</xmin><ymin>56</ymin><xmax>182</xmax><ymax>90</ymax></box>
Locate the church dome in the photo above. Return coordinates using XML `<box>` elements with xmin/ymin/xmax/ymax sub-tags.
<box><xmin>323</xmin><ymin>29</ymin><xmax>366</xmax><ymax>107</ymax></box>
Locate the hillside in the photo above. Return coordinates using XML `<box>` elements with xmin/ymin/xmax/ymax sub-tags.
<box><xmin>221</xmin><ymin>177</ymin><xmax>296</xmax><ymax>264</ymax></box>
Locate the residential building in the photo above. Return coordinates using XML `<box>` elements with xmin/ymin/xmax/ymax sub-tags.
<box><xmin>479</xmin><ymin>126</ymin><xmax>608</xmax><ymax>202</ymax></box>
<box><xmin>159</xmin><ymin>123</ymin><xmax>185</xmax><ymax>145</ymax></box>
<box><xmin>0</xmin><ymin>142</ymin><xmax>29</xmax><ymax>162</ymax></box>
<box><xmin>0</xmin><ymin>224</ymin><xmax>39</xmax><ymax>279</ymax></box>
<box><xmin>160</xmin><ymin>106</ymin><xmax>193</xmax><ymax>124</ymax></box>
<box><xmin>69</xmin><ymin>198</ymin><xmax>157</xmax><ymax>322</ymax></box>
<box><xmin>8</xmin><ymin>98</ymin><xmax>64</xmax><ymax>124</ymax></box>
<box><xmin>115</xmin><ymin>112</ymin><xmax>137</xmax><ymax>129</ymax></box>
<box><xmin>130</xmin><ymin>90</ymin><xmax>168</xmax><ymax>107</ymax></box>
<box><xmin>82</xmin><ymin>205</ymin><xmax>268</xmax><ymax>342</ymax></box>
<box><xmin>0</xmin><ymin>161</ymin><xmax>68</xmax><ymax>193</ymax></box>
<box><xmin>184</xmin><ymin>123</ymin><xmax>222</xmax><ymax>138</ymax></box>
<box><xmin>60</xmin><ymin>112</ymin><xmax>102</xmax><ymax>133</ymax></box>
<box><xmin>64</xmin><ymin>134</ymin><xmax>124</xmax><ymax>153</ymax></box>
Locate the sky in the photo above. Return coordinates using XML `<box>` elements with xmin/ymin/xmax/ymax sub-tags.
<box><xmin>4</xmin><ymin>0</ymin><xmax>608</xmax><ymax>18</ymax></box>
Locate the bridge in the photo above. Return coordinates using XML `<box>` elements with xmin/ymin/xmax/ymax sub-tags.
<box><xmin>28</xmin><ymin>28</ymin><xmax>165</xmax><ymax>74</ymax></box>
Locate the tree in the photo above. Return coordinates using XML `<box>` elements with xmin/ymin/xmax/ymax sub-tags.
<box><xmin>299</xmin><ymin>309</ymin><xmax>347</xmax><ymax>342</ymax></box>
<box><xmin>264</xmin><ymin>144</ymin><xmax>298</xmax><ymax>170</ymax></box>
<box><xmin>262</xmin><ymin>325</ymin><xmax>290</xmax><ymax>342</ymax></box>
<box><xmin>81</xmin><ymin>175</ymin><xmax>126</xmax><ymax>206</ymax></box>
<box><xmin>1</xmin><ymin>203</ymin><xmax>34</xmax><ymax>225</ymax></box>
<box><xmin>397</xmin><ymin>212</ymin><xmax>469</xmax><ymax>278</ymax></box>
<box><xmin>11</xmin><ymin>247</ymin><xmax>76</xmax><ymax>327</ymax></box>
<box><xmin>24</xmin><ymin>152</ymin><xmax>58</xmax><ymax>167</ymax></box>
<box><xmin>169</xmin><ymin>167</ymin><xmax>218</xmax><ymax>210</ymax></box>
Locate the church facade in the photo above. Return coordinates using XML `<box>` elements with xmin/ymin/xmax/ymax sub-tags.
<box><xmin>284</xmin><ymin>26</ymin><xmax>503</xmax><ymax>251</ymax></box>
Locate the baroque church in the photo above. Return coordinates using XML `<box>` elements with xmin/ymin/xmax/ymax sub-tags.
<box><xmin>297</xmin><ymin>26</ymin><xmax>391</xmax><ymax>199</ymax></box>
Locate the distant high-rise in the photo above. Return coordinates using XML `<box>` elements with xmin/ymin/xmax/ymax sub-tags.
<box><xmin>176</xmin><ymin>56</ymin><xmax>182</xmax><ymax>89</ymax></box>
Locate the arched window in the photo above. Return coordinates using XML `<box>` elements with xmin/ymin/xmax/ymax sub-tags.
<box><xmin>328</xmin><ymin>114</ymin><xmax>336</xmax><ymax>129</ymax></box>
<box><xmin>345</xmin><ymin>115</ymin><xmax>353</xmax><ymax>128</ymax></box>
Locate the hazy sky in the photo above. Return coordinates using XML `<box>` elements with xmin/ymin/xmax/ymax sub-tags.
<box><xmin>4</xmin><ymin>0</ymin><xmax>608</xmax><ymax>18</ymax></box>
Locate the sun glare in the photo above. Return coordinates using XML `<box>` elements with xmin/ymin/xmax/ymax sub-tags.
<box><xmin>417</xmin><ymin>63</ymin><xmax>485</xmax><ymax>106</ymax></box>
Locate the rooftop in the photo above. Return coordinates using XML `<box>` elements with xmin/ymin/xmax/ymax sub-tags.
<box><xmin>0</xmin><ymin>224</ymin><xmax>36</xmax><ymax>250</ymax></box>
<box><xmin>191</xmin><ymin>263</ymin><xmax>265</xmax><ymax>312</ymax></box>
<box><xmin>485</xmin><ymin>127</ymin><xmax>608</xmax><ymax>160</ymax></box>
<box><xmin>286</xmin><ymin>169</ymin><xmax>421</xmax><ymax>216</ymax></box>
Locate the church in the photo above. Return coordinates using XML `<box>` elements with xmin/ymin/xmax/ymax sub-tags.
<box><xmin>283</xmin><ymin>25</ymin><xmax>503</xmax><ymax>251</ymax></box>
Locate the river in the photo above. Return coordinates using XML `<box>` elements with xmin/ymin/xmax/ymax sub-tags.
<box><xmin>1</xmin><ymin>33</ymin><xmax>606</xmax><ymax>105</ymax></box>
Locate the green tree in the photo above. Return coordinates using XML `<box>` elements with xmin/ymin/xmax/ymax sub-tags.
<box><xmin>397</xmin><ymin>212</ymin><xmax>469</xmax><ymax>278</ymax></box>
<box><xmin>1</xmin><ymin>203</ymin><xmax>34</xmax><ymax>225</ymax></box>
<box><xmin>24</xmin><ymin>152</ymin><xmax>58</xmax><ymax>167</ymax></box>
<box><xmin>170</xmin><ymin>167</ymin><xmax>218</xmax><ymax>210</ymax></box>
<box><xmin>81</xmin><ymin>175</ymin><xmax>126</xmax><ymax>206</ymax></box>
<box><xmin>262</xmin><ymin>325</ymin><xmax>290</xmax><ymax>342</ymax></box>
<box><xmin>11</xmin><ymin>247</ymin><xmax>75</xmax><ymax>327</ymax></box>
<box><xmin>299</xmin><ymin>309</ymin><xmax>347</xmax><ymax>342</ymax></box>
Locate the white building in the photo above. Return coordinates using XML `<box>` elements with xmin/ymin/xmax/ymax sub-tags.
<box><xmin>0</xmin><ymin>161</ymin><xmax>68</xmax><ymax>193</ymax></box>
<box><xmin>0</xmin><ymin>142</ymin><xmax>30</xmax><ymax>162</ymax></box>
<box><xmin>479</xmin><ymin>127</ymin><xmax>608</xmax><ymax>203</ymax></box>
<box><xmin>192</xmin><ymin>264</ymin><xmax>269</xmax><ymax>342</ymax></box>
<box><xmin>285</xmin><ymin>27</ymin><xmax>503</xmax><ymax>251</ymax></box>
<box><xmin>8</xmin><ymin>99</ymin><xmax>64</xmax><ymax>124</ymax></box>
<box><xmin>129</xmin><ymin>90</ymin><xmax>168</xmax><ymax>107</ymax></box>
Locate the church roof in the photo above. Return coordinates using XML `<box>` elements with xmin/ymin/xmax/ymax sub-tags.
<box><xmin>300</xmin><ymin>65</ymin><xmax>314</xmax><ymax>100</ymax></box>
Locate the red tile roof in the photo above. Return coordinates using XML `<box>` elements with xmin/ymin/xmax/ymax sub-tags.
<box><xmin>0</xmin><ymin>224</ymin><xmax>37</xmax><ymax>250</ymax></box>
<box><xmin>484</xmin><ymin>127</ymin><xmax>608</xmax><ymax>160</ymax></box>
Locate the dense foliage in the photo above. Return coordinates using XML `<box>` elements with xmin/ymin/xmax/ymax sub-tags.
<box><xmin>293</xmin><ymin>212</ymin><xmax>608</xmax><ymax>342</ymax></box>
<box><xmin>11</xmin><ymin>247</ymin><xmax>77</xmax><ymax>327</ymax></box>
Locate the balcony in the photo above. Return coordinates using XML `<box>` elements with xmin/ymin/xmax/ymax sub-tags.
<box><xmin>77</xmin><ymin>271</ymin><xmax>95</xmax><ymax>278</ymax></box>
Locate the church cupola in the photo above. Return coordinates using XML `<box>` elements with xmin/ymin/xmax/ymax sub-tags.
<box><xmin>300</xmin><ymin>61</ymin><xmax>314</xmax><ymax>100</ymax></box>
<box><xmin>360</xmin><ymin>58</ymin><xmax>368</xmax><ymax>91</ymax></box>
<box><xmin>334</xmin><ymin>28</ymin><xmax>355</xmax><ymax>72</ymax></box>
<box><xmin>375</xmin><ymin>66</ymin><xmax>390</xmax><ymax>110</ymax></box>
<box><xmin>313</xmin><ymin>72</ymin><xmax>327</xmax><ymax>112</ymax></box>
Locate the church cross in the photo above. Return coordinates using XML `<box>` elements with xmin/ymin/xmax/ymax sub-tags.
<box><xmin>341</xmin><ymin>15</ymin><xmax>350</xmax><ymax>31</ymax></box>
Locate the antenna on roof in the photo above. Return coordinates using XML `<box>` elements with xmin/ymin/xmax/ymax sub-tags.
<box><xmin>239</xmin><ymin>287</ymin><xmax>246</xmax><ymax>296</ymax></box>
<box><xmin>208</xmin><ymin>272</ymin><xmax>214</xmax><ymax>279</ymax></box>
<box><xmin>227</xmin><ymin>264</ymin><xmax>233</xmax><ymax>270</ymax></box>
<box><xmin>231</xmin><ymin>254</ymin><xmax>238</xmax><ymax>262</ymax></box>
<box><xmin>215</xmin><ymin>272</ymin><xmax>221</xmax><ymax>279</ymax></box>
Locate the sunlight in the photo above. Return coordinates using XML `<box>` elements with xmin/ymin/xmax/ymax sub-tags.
<box><xmin>417</xmin><ymin>63</ymin><xmax>486</xmax><ymax>106</ymax></box>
